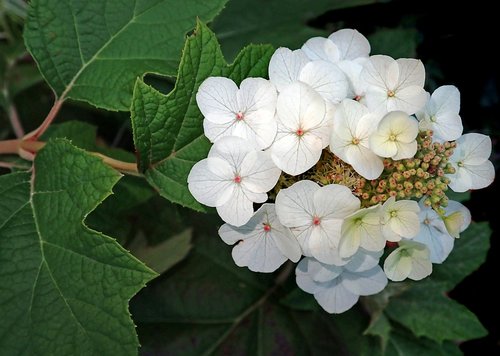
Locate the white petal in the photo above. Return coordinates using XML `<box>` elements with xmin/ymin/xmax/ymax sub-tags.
<box><xmin>269</xmin><ymin>48</ymin><xmax>310</xmax><ymax>91</ymax></box>
<box><xmin>413</xmin><ymin>222</ymin><xmax>454</xmax><ymax>263</ymax></box>
<box><xmin>390</xmin><ymin>85</ymin><xmax>427</xmax><ymax>115</ymax></box>
<box><xmin>208</xmin><ymin>136</ymin><xmax>255</xmax><ymax>170</ymax></box>
<box><xmin>299</xmin><ymin>60</ymin><xmax>349</xmax><ymax>103</ymax></box>
<box><xmin>315</xmin><ymin>279</ymin><xmax>359</xmax><ymax>314</ymax></box>
<box><xmin>340</xmin><ymin>205</ymin><xmax>383</xmax><ymax>258</ymax></box>
<box><xmin>239</xmin><ymin>150</ymin><xmax>281</xmax><ymax>193</ymax></box>
<box><xmin>237</xmin><ymin>78</ymin><xmax>277</xmax><ymax>114</ymax></box>
<box><xmin>339</xmin><ymin>225</ymin><xmax>361</xmax><ymax>259</ymax></box>
<box><xmin>395</xmin><ymin>59</ymin><xmax>425</xmax><ymax>88</ymax></box>
<box><xmin>337</xmin><ymin>60</ymin><xmax>365</xmax><ymax>99</ymax></box>
<box><xmin>216</xmin><ymin>187</ymin><xmax>255</xmax><ymax>226</ymax></box>
<box><xmin>468</xmin><ymin>160</ymin><xmax>495</xmax><ymax>190</ymax></box>
<box><xmin>444</xmin><ymin>200</ymin><xmax>471</xmax><ymax>233</ymax></box>
<box><xmin>446</xmin><ymin>166</ymin><xmax>473</xmax><ymax>193</ymax></box>
<box><xmin>275</xmin><ymin>180</ymin><xmax>318</xmax><ymax>227</ymax></box>
<box><xmin>329</xmin><ymin>29</ymin><xmax>370</xmax><ymax>60</ymax></box>
<box><xmin>308</xmin><ymin>219</ymin><xmax>346</xmax><ymax>265</ymax></box>
<box><xmin>346</xmin><ymin>145</ymin><xmax>384</xmax><ymax>179</ymax></box>
<box><xmin>232</xmin><ymin>234</ymin><xmax>287</xmax><ymax>272</ymax></box>
<box><xmin>187</xmin><ymin>158</ymin><xmax>234</xmax><ymax>206</ymax></box>
<box><xmin>342</xmin><ymin>266</ymin><xmax>387</xmax><ymax>295</ymax></box>
<box><xmin>296</xmin><ymin>259</ymin><xmax>324</xmax><ymax>293</ymax></box>
<box><xmin>271</xmin><ymin>130</ymin><xmax>323</xmax><ymax>175</ymax></box>
<box><xmin>362</xmin><ymin>55</ymin><xmax>399</xmax><ymax>90</ymax></box>
<box><xmin>458</xmin><ymin>133</ymin><xmax>492</xmax><ymax>165</ymax></box>
<box><xmin>196</xmin><ymin>77</ymin><xmax>239</xmax><ymax>123</ymax></box>
<box><xmin>277</xmin><ymin>82</ymin><xmax>327</xmax><ymax>132</ymax></box>
<box><xmin>365</xmin><ymin>86</ymin><xmax>391</xmax><ymax>114</ymax></box>
<box><xmin>431</xmin><ymin>85</ymin><xmax>460</xmax><ymax>115</ymax></box>
<box><xmin>369</xmin><ymin>132</ymin><xmax>398</xmax><ymax>158</ymax></box>
<box><xmin>262</xmin><ymin>204</ymin><xmax>302</xmax><ymax>262</ymax></box>
<box><xmin>408</xmin><ymin>253</ymin><xmax>432</xmax><ymax>281</ymax></box>
<box><xmin>383</xmin><ymin>249</ymin><xmax>412</xmax><ymax>281</ymax></box>
<box><xmin>388</xmin><ymin>212</ymin><xmax>420</xmax><ymax>239</ymax></box>
<box><xmin>297</xmin><ymin>257</ymin><xmax>343</xmax><ymax>283</ymax></box>
<box><xmin>314</xmin><ymin>184</ymin><xmax>360</xmax><ymax>220</ymax></box>
<box><xmin>301</xmin><ymin>37</ymin><xmax>340</xmax><ymax>62</ymax></box>
<box><xmin>385</xmin><ymin>111</ymin><xmax>418</xmax><ymax>143</ymax></box>
<box><xmin>392</xmin><ymin>141</ymin><xmax>418</xmax><ymax>160</ymax></box>
<box><xmin>344</xmin><ymin>249</ymin><xmax>383</xmax><ymax>272</ymax></box>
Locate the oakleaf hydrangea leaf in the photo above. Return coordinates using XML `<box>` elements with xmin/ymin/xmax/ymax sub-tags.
<box><xmin>24</xmin><ymin>0</ymin><xmax>228</xmax><ymax>110</ymax></box>
<box><xmin>0</xmin><ymin>139</ymin><xmax>157</xmax><ymax>355</ymax></box>
<box><xmin>131</xmin><ymin>21</ymin><xmax>274</xmax><ymax>211</ymax></box>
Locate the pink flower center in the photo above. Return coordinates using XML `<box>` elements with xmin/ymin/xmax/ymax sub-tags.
<box><xmin>263</xmin><ymin>224</ymin><xmax>271</xmax><ymax>232</ymax></box>
<box><xmin>296</xmin><ymin>128</ymin><xmax>305</xmax><ymax>137</ymax></box>
<box><xmin>235</xmin><ymin>112</ymin><xmax>244</xmax><ymax>120</ymax></box>
<box><xmin>313</xmin><ymin>216</ymin><xmax>321</xmax><ymax>226</ymax></box>
<box><xmin>234</xmin><ymin>175</ymin><xmax>242</xmax><ymax>183</ymax></box>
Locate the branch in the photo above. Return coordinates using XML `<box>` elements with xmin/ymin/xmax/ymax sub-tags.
<box><xmin>0</xmin><ymin>139</ymin><xmax>139</xmax><ymax>175</ymax></box>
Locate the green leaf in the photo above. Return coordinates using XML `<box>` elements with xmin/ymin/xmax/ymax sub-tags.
<box><xmin>42</xmin><ymin>120</ymin><xmax>97</xmax><ymax>150</ymax></box>
<box><xmin>368</xmin><ymin>27</ymin><xmax>419</xmax><ymax>59</ymax></box>
<box><xmin>0</xmin><ymin>139</ymin><xmax>157</xmax><ymax>355</ymax></box>
<box><xmin>24</xmin><ymin>0</ymin><xmax>228</xmax><ymax>110</ymax></box>
<box><xmin>384</xmin><ymin>222</ymin><xmax>490</xmax><ymax>343</ymax></box>
<box><xmin>131</xmin><ymin>21</ymin><xmax>274</xmax><ymax>211</ymax></box>
<box><xmin>129</xmin><ymin>229</ymin><xmax>192</xmax><ymax>274</ymax></box>
<box><xmin>213</xmin><ymin>0</ymin><xmax>386</xmax><ymax>60</ymax></box>
<box><xmin>431</xmin><ymin>222</ymin><xmax>490</xmax><ymax>289</ymax></box>
<box><xmin>386</xmin><ymin>329</ymin><xmax>462</xmax><ymax>356</ymax></box>
<box><xmin>280</xmin><ymin>287</ymin><xmax>319</xmax><ymax>311</ymax></box>
<box><xmin>386</xmin><ymin>282</ymin><xmax>487</xmax><ymax>343</ymax></box>
<box><xmin>131</xmin><ymin>220</ymin><xmax>380</xmax><ymax>355</ymax></box>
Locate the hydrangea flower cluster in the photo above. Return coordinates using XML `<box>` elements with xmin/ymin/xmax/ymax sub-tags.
<box><xmin>188</xmin><ymin>29</ymin><xmax>494</xmax><ymax>313</ymax></box>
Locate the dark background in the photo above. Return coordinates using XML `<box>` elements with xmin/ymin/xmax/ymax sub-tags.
<box><xmin>317</xmin><ymin>0</ymin><xmax>499</xmax><ymax>353</ymax></box>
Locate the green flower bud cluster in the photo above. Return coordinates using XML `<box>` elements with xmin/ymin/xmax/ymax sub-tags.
<box><xmin>272</xmin><ymin>130</ymin><xmax>455</xmax><ymax>213</ymax></box>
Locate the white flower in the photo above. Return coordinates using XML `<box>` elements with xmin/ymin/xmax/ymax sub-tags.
<box><xmin>416</xmin><ymin>85</ymin><xmax>463</xmax><ymax>142</ymax></box>
<box><xmin>296</xmin><ymin>251</ymin><xmax>387</xmax><ymax>314</ymax></box>
<box><xmin>270</xmin><ymin>82</ymin><xmax>332</xmax><ymax>175</ymax></box>
<box><xmin>361</xmin><ymin>55</ymin><xmax>427</xmax><ymax>115</ymax></box>
<box><xmin>269</xmin><ymin>48</ymin><xmax>348</xmax><ymax>104</ymax></box>
<box><xmin>381</xmin><ymin>196</ymin><xmax>420</xmax><ymax>242</ymax></box>
<box><xmin>338</xmin><ymin>59</ymin><xmax>368</xmax><ymax>102</ymax></box>
<box><xmin>330</xmin><ymin>99</ymin><xmax>384</xmax><ymax>179</ymax></box>
<box><xmin>413</xmin><ymin>198</ymin><xmax>454</xmax><ymax>263</ymax></box>
<box><xmin>275</xmin><ymin>180</ymin><xmax>360</xmax><ymax>265</ymax></box>
<box><xmin>218</xmin><ymin>204</ymin><xmax>301</xmax><ymax>272</ymax></box>
<box><xmin>384</xmin><ymin>240</ymin><xmax>432</xmax><ymax>281</ymax></box>
<box><xmin>446</xmin><ymin>133</ymin><xmax>495</xmax><ymax>192</ymax></box>
<box><xmin>442</xmin><ymin>200</ymin><xmax>471</xmax><ymax>238</ymax></box>
<box><xmin>369</xmin><ymin>111</ymin><xmax>419</xmax><ymax>160</ymax></box>
<box><xmin>187</xmin><ymin>136</ymin><xmax>281</xmax><ymax>226</ymax></box>
<box><xmin>301</xmin><ymin>29</ymin><xmax>370</xmax><ymax>62</ymax></box>
<box><xmin>339</xmin><ymin>205</ymin><xmax>384</xmax><ymax>258</ymax></box>
<box><xmin>196</xmin><ymin>77</ymin><xmax>277</xmax><ymax>149</ymax></box>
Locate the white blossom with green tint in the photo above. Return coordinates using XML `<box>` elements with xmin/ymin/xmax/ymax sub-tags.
<box><xmin>381</xmin><ymin>196</ymin><xmax>420</xmax><ymax>242</ymax></box>
<box><xmin>384</xmin><ymin>240</ymin><xmax>432</xmax><ymax>281</ymax></box>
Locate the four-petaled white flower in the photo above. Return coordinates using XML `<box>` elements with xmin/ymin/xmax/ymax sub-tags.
<box><xmin>269</xmin><ymin>48</ymin><xmax>348</xmax><ymax>104</ymax></box>
<box><xmin>416</xmin><ymin>85</ymin><xmax>463</xmax><ymax>142</ymax></box>
<box><xmin>330</xmin><ymin>99</ymin><xmax>384</xmax><ymax>179</ymax></box>
<box><xmin>196</xmin><ymin>77</ymin><xmax>278</xmax><ymax>149</ymax></box>
<box><xmin>446</xmin><ymin>133</ymin><xmax>495</xmax><ymax>192</ymax></box>
<box><xmin>339</xmin><ymin>205</ymin><xmax>384</xmax><ymax>258</ymax></box>
<box><xmin>275</xmin><ymin>180</ymin><xmax>360</xmax><ymax>265</ymax></box>
<box><xmin>218</xmin><ymin>204</ymin><xmax>301</xmax><ymax>272</ymax></box>
<box><xmin>381</xmin><ymin>196</ymin><xmax>420</xmax><ymax>242</ymax></box>
<box><xmin>384</xmin><ymin>240</ymin><xmax>432</xmax><ymax>282</ymax></box>
<box><xmin>361</xmin><ymin>55</ymin><xmax>427</xmax><ymax>115</ymax></box>
<box><xmin>188</xmin><ymin>136</ymin><xmax>281</xmax><ymax>226</ymax></box>
<box><xmin>369</xmin><ymin>111</ymin><xmax>419</xmax><ymax>160</ymax></box>
<box><xmin>413</xmin><ymin>198</ymin><xmax>454</xmax><ymax>263</ymax></box>
<box><xmin>296</xmin><ymin>250</ymin><xmax>387</xmax><ymax>314</ymax></box>
<box><xmin>270</xmin><ymin>82</ymin><xmax>332</xmax><ymax>175</ymax></box>
<box><xmin>301</xmin><ymin>29</ymin><xmax>370</xmax><ymax>63</ymax></box>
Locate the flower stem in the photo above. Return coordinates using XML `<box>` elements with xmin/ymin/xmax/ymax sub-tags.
<box><xmin>7</xmin><ymin>102</ymin><xmax>24</xmax><ymax>138</ymax></box>
<box><xmin>0</xmin><ymin>139</ymin><xmax>139</xmax><ymax>175</ymax></box>
<box><xmin>24</xmin><ymin>98</ymin><xmax>64</xmax><ymax>140</ymax></box>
